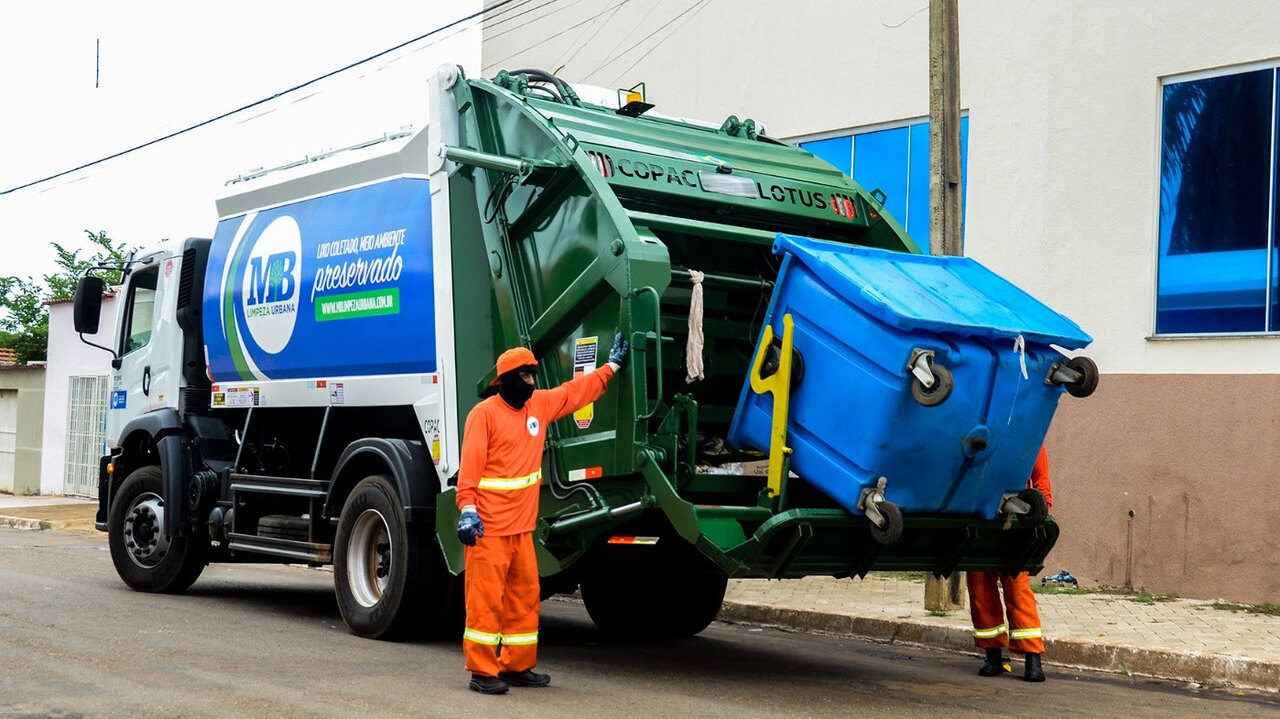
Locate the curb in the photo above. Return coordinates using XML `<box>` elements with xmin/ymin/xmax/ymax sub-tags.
<box><xmin>718</xmin><ymin>600</ymin><xmax>1280</xmax><ymax>693</ymax></box>
<box><xmin>0</xmin><ymin>515</ymin><xmax>66</xmax><ymax>531</ymax></box>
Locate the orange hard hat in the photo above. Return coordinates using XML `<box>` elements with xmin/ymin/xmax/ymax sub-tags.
<box><xmin>491</xmin><ymin>346</ymin><xmax>538</xmax><ymax>384</ymax></box>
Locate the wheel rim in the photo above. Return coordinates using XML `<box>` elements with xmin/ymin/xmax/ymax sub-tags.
<box><xmin>123</xmin><ymin>491</ymin><xmax>170</xmax><ymax>568</ymax></box>
<box><xmin>346</xmin><ymin>509</ymin><xmax>393</xmax><ymax>608</ymax></box>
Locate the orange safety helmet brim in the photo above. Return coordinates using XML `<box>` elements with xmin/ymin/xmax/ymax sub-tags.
<box><xmin>490</xmin><ymin>346</ymin><xmax>539</xmax><ymax>385</ymax></box>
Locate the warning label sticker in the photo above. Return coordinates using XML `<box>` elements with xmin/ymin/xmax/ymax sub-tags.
<box><xmin>329</xmin><ymin>382</ymin><xmax>345</xmax><ymax>405</ymax></box>
<box><xmin>572</xmin><ymin>336</ymin><xmax>598</xmax><ymax>430</ymax></box>
<box><xmin>226</xmin><ymin>387</ymin><xmax>259</xmax><ymax>407</ymax></box>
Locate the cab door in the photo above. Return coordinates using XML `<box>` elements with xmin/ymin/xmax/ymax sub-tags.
<box><xmin>106</xmin><ymin>252</ymin><xmax>182</xmax><ymax>445</ymax></box>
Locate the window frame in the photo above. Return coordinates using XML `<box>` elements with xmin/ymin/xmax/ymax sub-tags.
<box><xmin>1152</xmin><ymin>60</ymin><xmax>1280</xmax><ymax>339</ymax></box>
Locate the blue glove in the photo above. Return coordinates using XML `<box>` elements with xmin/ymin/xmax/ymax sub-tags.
<box><xmin>609</xmin><ymin>332</ymin><xmax>630</xmax><ymax>368</ymax></box>
<box><xmin>457</xmin><ymin>510</ymin><xmax>483</xmax><ymax>546</ymax></box>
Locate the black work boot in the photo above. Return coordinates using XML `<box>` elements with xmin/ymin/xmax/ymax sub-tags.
<box><xmin>469</xmin><ymin>674</ymin><xmax>510</xmax><ymax>694</ymax></box>
<box><xmin>1023</xmin><ymin>652</ymin><xmax>1046</xmax><ymax>682</ymax></box>
<box><xmin>499</xmin><ymin>668</ymin><xmax>551</xmax><ymax>688</ymax></box>
<box><xmin>977</xmin><ymin>648</ymin><xmax>1008</xmax><ymax>677</ymax></box>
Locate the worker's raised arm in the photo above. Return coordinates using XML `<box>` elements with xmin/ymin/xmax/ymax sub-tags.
<box><xmin>540</xmin><ymin>333</ymin><xmax>628</xmax><ymax>421</ymax></box>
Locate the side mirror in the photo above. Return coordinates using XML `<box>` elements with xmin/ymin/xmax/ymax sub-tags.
<box><xmin>73</xmin><ymin>276</ymin><xmax>105</xmax><ymax>335</ymax></box>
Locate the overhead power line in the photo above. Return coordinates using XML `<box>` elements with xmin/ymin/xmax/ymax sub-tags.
<box><xmin>1</xmin><ymin>0</ymin><xmax>523</xmax><ymax>197</ymax></box>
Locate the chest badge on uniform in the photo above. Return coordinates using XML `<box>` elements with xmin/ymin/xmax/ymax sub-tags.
<box><xmin>527</xmin><ymin>416</ymin><xmax>540</xmax><ymax>437</ymax></box>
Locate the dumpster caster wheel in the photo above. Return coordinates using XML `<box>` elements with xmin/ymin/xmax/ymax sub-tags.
<box><xmin>868</xmin><ymin>501</ymin><xmax>903</xmax><ymax>545</ymax></box>
<box><xmin>1062</xmin><ymin>356</ymin><xmax>1098</xmax><ymax>398</ymax></box>
<box><xmin>1015</xmin><ymin>488</ymin><xmax>1049</xmax><ymax>527</ymax></box>
<box><xmin>911</xmin><ymin>363</ymin><xmax>953</xmax><ymax>407</ymax></box>
<box><xmin>761</xmin><ymin>338</ymin><xmax>805</xmax><ymax>389</ymax></box>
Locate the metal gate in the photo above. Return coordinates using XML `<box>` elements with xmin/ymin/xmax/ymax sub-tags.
<box><xmin>0</xmin><ymin>388</ymin><xmax>17</xmax><ymax>493</ymax></box>
<box><xmin>64</xmin><ymin>375</ymin><xmax>109</xmax><ymax>499</ymax></box>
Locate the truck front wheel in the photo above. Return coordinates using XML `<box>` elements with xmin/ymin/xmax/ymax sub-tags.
<box><xmin>333</xmin><ymin>474</ymin><xmax>461</xmax><ymax>640</ymax></box>
<box><xmin>108</xmin><ymin>465</ymin><xmax>209</xmax><ymax>593</ymax></box>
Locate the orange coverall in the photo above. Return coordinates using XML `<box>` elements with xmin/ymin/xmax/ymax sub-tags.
<box><xmin>966</xmin><ymin>445</ymin><xmax>1054</xmax><ymax>655</ymax></box>
<box><xmin>457</xmin><ymin>364</ymin><xmax>615</xmax><ymax>677</ymax></box>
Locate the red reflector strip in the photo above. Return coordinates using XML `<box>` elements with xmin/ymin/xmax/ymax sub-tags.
<box><xmin>568</xmin><ymin>466</ymin><xmax>604</xmax><ymax>482</ymax></box>
<box><xmin>607</xmin><ymin>536</ymin><xmax>660</xmax><ymax>545</ymax></box>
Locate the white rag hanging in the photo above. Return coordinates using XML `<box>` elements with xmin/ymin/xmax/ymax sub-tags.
<box><xmin>1013</xmin><ymin>334</ymin><xmax>1029</xmax><ymax>380</ymax></box>
<box><xmin>686</xmin><ymin>270</ymin><xmax>706</xmax><ymax>383</ymax></box>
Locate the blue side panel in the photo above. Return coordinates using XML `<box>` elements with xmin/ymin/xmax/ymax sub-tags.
<box><xmin>853</xmin><ymin>127</ymin><xmax>909</xmax><ymax>226</ymax></box>
<box><xmin>906</xmin><ymin>122</ymin><xmax>930</xmax><ymax>239</ymax></box>
<box><xmin>203</xmin><ymin>178</ymin><xmax>435</xmax><ymax>381</ymax></box>
<box><xmin>799</xmin><ymin>136</ymin><xmax>852</xmax><ymax>175</ymax></box>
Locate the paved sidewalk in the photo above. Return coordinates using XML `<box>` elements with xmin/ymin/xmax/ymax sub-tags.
<box><xmin>4</xmin><ymin>494</ymin><xmax>1277</xmax><ymax>693</ymax></box>
<box><xmin>722</xmin><ymin>575</ymin><xmax>1280</xmax><ymax>693</ymax></box>
<box><xmin>0</xmin><ymin>493</ymin><xmax>97</xmax><ymax>530</ymax></box>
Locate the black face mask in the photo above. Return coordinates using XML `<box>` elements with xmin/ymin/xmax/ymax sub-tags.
<box><xmin>498</xmin><ymin>370</ymin><xmax>535</xmax><ymax>409</ymax></box>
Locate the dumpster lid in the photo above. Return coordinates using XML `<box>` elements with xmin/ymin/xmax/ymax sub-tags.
<box><xmin>773</xmin><ymin>234</ymin><xmax>1092</xmax><ymax>349</ymax></box>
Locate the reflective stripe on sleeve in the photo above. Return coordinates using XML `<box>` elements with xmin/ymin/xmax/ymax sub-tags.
<box><xmin>477</xmin><ymin>470</ymin><xmax>542</xmax><ymax>491</ymax></box>
<box><xmin>502</xmin><ymin>631</ymin><xmax>538</xmax><ymax>646</ymax></box>
<box><xmin>463</xmin><ymin>627</ymin><xmax>502</xmax><ymax>646</ymax></box>
<box><xmin>1009</xmin><ymin>627</ymin><xmax>1043</xmax><ymax>640</ymax></box>
<box><xmin>973</xmin><ymin>624</ymin><xmax>1008</xmax><ymax>639</ymax></box>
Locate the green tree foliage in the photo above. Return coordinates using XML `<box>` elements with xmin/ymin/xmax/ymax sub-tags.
<box><xmin>0</xmin><ymin>230</ymin><xmax>137</xmax><ymax>363</ymax></box>
<box><xmin>0</xmin><ymin>276</ymin><xmax>48</xmax><ymax>363</ymax></box>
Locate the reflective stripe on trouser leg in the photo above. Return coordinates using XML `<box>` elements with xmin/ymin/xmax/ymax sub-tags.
<box><xmin>498</xmin><ymin>531</ymin><xmax>541</xmax><ymax>673</ymax></box>
<box><xmin>463</xmin><ymin>534</ymin><xmax>515</xmax><ymax>676</ymax></box>
<box><xmin>1000</xmin><ymin>572</ymin><xmax>1045</xmax><ymax>654</ymax></box>
<box><xmin>966</xmin><ymin>570</ymin><xmax>1011</xmax><ymax>649</ymax></box>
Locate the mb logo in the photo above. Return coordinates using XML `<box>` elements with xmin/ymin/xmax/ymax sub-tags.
<box><xmin>240</xmin><ymin>215</ymin><xmax>303</xmax><ymax>355</ymax></box>
<box><xmin>248</xmin><ymin>252</ymin><xmax>298</xmax><ymax>304</ymax></box>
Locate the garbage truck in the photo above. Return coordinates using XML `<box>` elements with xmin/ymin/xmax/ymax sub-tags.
<box><xmin>72</xmin><ymin>65</ymin><xmax>1098</xmax><ymax>641</ymax></box>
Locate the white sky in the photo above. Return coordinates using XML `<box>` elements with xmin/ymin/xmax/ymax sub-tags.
<box><xmin>0</xmin><ymin>0</ymin><xmax>483</xmax><ymax>282</ymax></box>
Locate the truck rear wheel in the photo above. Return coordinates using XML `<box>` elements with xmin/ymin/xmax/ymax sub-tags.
<box><xmin>333</xmin><ymin>474</ymin><xmax>461</xmax><ymax>640</ymax></box>
<box><xmin>580</xmin><ymin>553</ymin><xmax>727</xmax><ymax>638</ymax></box>
<box><xmin>108</xmin><ymin>465</ymin><xmax>209</xmax><ymax>593</ymax></box>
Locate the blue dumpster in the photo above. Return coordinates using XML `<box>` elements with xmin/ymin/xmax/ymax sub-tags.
<box><xmin>728</xmin><ymin>234</ymin><xmax>1093</xmax><ymax>521</ymax></box>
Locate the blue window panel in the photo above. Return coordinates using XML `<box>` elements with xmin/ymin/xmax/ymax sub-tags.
<box><xmin>799</xmin><ymin>136</ymin><xmax>852</xmax><ymax>175</ymax></box>
<box><xmin>1156</xmin><ymin>69</ymin><xmax>1272</xmax><ymax>334</ymax></box>
<box><xmin>907</xmin><ymin>122</ymin><xmax>930</xmax><ymax>239</ymax></box>
<box><xmin>853</xmin><ymin>127</ymin><xmax>909</xmax><ymax>228</ymax></box>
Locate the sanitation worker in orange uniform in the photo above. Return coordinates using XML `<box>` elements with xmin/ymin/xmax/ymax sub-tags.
<box><xmin>456</xmin><ymin>334</ymin><xmax>628</xmax><ymax>695</ymax></box>
<box><xmin>967</xmin><ymin>445</ymin><xmax>1053</xmax><ymax>682</ymax></box>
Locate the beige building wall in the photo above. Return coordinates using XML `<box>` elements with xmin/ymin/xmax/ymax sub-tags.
<box><xmin>483</xmin><ymin>1</ymin><xmax>1280</xmax><ymax>603</ymax></box>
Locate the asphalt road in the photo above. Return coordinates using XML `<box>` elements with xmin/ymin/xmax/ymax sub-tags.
<box><xmin>2</xmin><ymin>529</ymin><xmax>1277</xmax><ymax>719</ymax></box>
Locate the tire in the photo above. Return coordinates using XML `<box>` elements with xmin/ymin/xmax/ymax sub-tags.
<box><xmin>868</xmin><ymin>500</ymin><xmax>904</xmax><ymax>545</ymax></box>
<box><xmin>257</xmin><ymin>515</ymin><xmax>309</xmax><ymax>541</ymax></box>
<box><xmin>333</xmin><ymin>474</ymin><xmax>462</xmax><ymax>640</ymax></box>
<box><xmin>581</xmin><ymin>550</ymin><xmax>727</xmax><ymax>638</ymax></box>
<box><xmin>760</xmin><ymin>339</ymin><xmax>805</xmax><ymax>389</ymax></box>
<box><xmin>1015</xmin><ymin>488</ymin><xmax>1049</xmax><ymax>527</ymax></box>
<box><xmin>108</xmin><ymin>465</ymin><xmax>209</xmax><ymax>593</ymax></box>
<box><xmin>1062</xmin><ymin>356</ymin><xmax>1099</xmax><ymax>398</ymax></box>
<box><xmin>911</xmin><ymin>362</ymin><xmax>953</xmax><ymax>407</ymax></box>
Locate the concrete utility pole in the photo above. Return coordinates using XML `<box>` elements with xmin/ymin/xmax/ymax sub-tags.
<box><xmin>928</xmin><ymin>0</ymin><xmax>963</xmax><ymax>258</ymax></box>
<box><xmin>924</xmin><ymin>0</ymin><xmax>966</xmax><ymax>613</ymax></box>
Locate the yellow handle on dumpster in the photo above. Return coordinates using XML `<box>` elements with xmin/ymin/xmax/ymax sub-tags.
<box><xmin>749</xmin><ymin>313</ymin><xmax>795</xmax><ymax>498</ymax></box>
